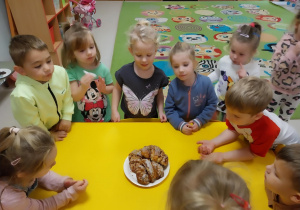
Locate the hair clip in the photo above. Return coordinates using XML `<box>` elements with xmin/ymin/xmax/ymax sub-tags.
<box><xmin>230</xmin><ymin>193</ymin><xmax>251</xmax><ymax>210</ymax></box>
<box><xmin>11</xmin><ymin>157</ymin><xmax>21</xmax><ymax>166</ymax></box>
<box><xmin>249</xmin><ymin>22</ymin><xmax>255</xmax><ymax>28</ymax></box>
<box><xmin>240</xmin><ymin>33</ymin><xmax>249</xmax><ymax>38</ymax></box>
<box><xmin>9</xmin><ymin>127</ymin><xmax>20</xmax><ymax>134</ymax></box>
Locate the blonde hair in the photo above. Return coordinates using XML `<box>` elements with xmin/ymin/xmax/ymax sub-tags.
<box><xmin>277</xmin><ymin>144</ymin><xmax>300</xmax><ymax>193</ymax></box>
<box><xmin>169</xmin><ymin>42</ymin><xmax>196</xmax><ymax>66</ymax></box>
<box><xmin>128</xmin><ymin>20</ymin><xmax>159</xmax><ymax>49</ymax></box>
<box><xmin>230</xmin><ymin>22</ymin><xmax>262</xmax><ymax>52</ymax></box>
<box><xmin>9</xmin><ymin>35</ymin><xmax>48</xmax><ymax>67</ymax></box>
<box><xmin>225</xmin><ymin>76</ymin><xmax>273</xmax><ymax>115</ymax></box>
<box><xmin>167</xmin><ymin>160</ymin><xmax>250</xmax><ymax>210</ymax></box>
<box><xmin>0</xmin><ymin>126</ymin><xmax>55</xmax><ymax>179</ymax></box>
<box><xmin>61</xmin><ymin>22</ymin><xmax>101</xmax><ymax>68</ymax></box>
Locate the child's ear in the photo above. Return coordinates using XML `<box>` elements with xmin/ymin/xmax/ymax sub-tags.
<box><xmin>128</xmin><ymin>47</ymin><xmax>133</xmax><ymax>55</ymax></box>
<box><xmin>14</xmin><ymin>65</ymin><xmax>26</xmax><ymax>76</ymax></box>
<box><xmin>290</xmin><ymin>193</ymin><xmax>300</xmax><ymax>204</ymax></box>
<box><xmin>254</xmin><ymin>112</ymin><xmax>264</xmax><ymax>120</ymax></box>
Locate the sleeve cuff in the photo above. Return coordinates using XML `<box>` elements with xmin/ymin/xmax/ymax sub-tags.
<box><xmin>179</xmin><ymin>122</ymin><xmax>187</xmax><ymax>132</ymax></box>
<box><xmin>193</xmin><ymin>119</ymin><xmax>202</xmax><ymax>128</ymax></box>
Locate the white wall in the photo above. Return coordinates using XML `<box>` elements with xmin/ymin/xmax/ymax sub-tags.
<box><xmin>0</xmin><ymin>1</ymin><xmax>13</xmax><ymax>62</ymax></box>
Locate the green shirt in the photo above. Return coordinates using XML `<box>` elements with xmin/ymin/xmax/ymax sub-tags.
<box><xmin>67</xmin><ymin>63</ymin><xmax>113</xmax><ymax>122</ymax></box>
<box><xmin>10</xmin><ymin>65</ymin><xmax>74</xmax><ymax>131</ymax></box>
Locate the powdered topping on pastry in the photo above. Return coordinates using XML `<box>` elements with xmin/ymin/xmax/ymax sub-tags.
<box><xmin>128</xmin><ymin>145</ymin><xmax>168</xmax><ymax>185</ymax></box>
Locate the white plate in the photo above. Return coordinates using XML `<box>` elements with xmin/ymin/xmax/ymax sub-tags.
<box><xmin>124</xmin><ymin>157</ymin><xmax>170</xmax><ymax>187</ymax></box>
<box><xmin>0</xmin><ymin>69</ymin><xmax>13</xmax><ymax>79</ymax></box>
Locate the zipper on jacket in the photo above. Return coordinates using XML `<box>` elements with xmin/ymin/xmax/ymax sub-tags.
<box><xmin>48</xmin><ymin>84</ymin><xmax>61</xmax><ymax>119</ymax></box>
<box><xmin>187</xmin><ymin>87</ymin><xmax>191</xmax><ymax>119</ymax></box>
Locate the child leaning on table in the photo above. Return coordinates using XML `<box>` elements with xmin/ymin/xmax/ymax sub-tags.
<box><xmin>164</xmin><ymin>42</ymin><xmax>217</xmax><ymax>135</ymax></box>
<box><xmin>9</xmin><ymin>35</ymin><xmax>74</xmax><ymax>141</ymax></box>
<box><xmin>167</xmin><ymin>159</ymin><xmax>251</xmax><ymax>210</ymax></box>
<box><xmin>111</xmin><ymin>20</ymin><xmax>169</xmax><ymax>122</ymax></box>
<box><xmin>208</xmin><ymin>22</ymin><xmax>262</xmax><ymax>121</ymax></box>
<box><xmin>267</xmin><ymin>10</ymin><xmax>300</xmax><ymax>122</ymax></box>
<box><xmin>265</xmin><ymin>144</ymin><xmax>300</xmax><ymax>209</ymax></box>
<box><xmin>198</xmin><ymin>76</ymin><xmax>300</xmax><ymax>164</ymax></box>
<box><xmin>0</xmin><ymin>126</ymin><xmax>88</xmax><ymax>210</ymax></box>
<box><xmin>62</xmin><ymin>23</ymin><xmax>113</xmax><ymax>122</ymax></box>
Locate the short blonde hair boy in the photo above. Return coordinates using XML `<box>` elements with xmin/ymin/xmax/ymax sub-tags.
<box><xmin>9</xmin><ymin>35</ymin><xmax>48</xmax><ymax>67</ymax></box>
<box><xmin>225</xmin><ymin>76</ymin><xmax>273</xmax><ymax>115</ymax></box>
<box><xmin>167</xmin><ymin>160</ymin><xmax>250</xmax><ymax>210</ymax></box>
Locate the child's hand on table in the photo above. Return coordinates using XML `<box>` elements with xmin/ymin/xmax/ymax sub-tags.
<box><xmin>72</xmin><ymin>179</ymin><xmax>88</xmax><ymax>193</ymax></box>
<box><xmin>64</xmin><ymin>178</ymin><xmax>77</xmax><ymax>188</ymax></box>
<box><xmin>159</xmin><ymin>112</ymin><xmax>167</xmax><ymax>122</ymax></box>
<box><xmin>189</xmin><ymin>120</ymin><xmax>200</xmax><ymax>132</ymax></box>
<box><xmin>111</xmin><ymin>110</ymin><xmax>120</xmax><ymax>122</ymax></box>
<box><xmin>57</xmin><ymin>119</ymin><xmax>71</xmax><ymax>132</ymax></box>
<box><xmin>197</xmin><ymin>140</ymin><xmax>215</xmax><ymax>155</ymax></box>
<box><xmin>182</xmin><ymin>123</ymin><xmax>193</xmax><ymax>135</ymax></box>
<box><xmin>50</xmin><ymin>130</ymin><xmax>67</xmax><ymax>141</ymax></box>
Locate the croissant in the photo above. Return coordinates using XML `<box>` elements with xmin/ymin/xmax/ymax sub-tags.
<box><xmin>128</xmin><ymin>145</ymin><xmax>168</xmax><ymax>185</ymax></box>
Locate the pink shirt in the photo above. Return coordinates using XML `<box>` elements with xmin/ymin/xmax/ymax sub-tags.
<box><xmin>0</xmin><ymin>171</ymin><xmax>79</xmax><ymax>210</ymax></box>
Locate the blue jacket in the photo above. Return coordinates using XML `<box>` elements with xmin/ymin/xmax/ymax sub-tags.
<box><xmin>165</xmin><ymin>73</ymin><xmax>217</xmax><ymax>131</ymax></box>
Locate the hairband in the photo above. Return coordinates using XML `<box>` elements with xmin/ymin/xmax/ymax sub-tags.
<box><xmin>230</xmin><ymin>193</ymin><xmax>251</xmax><ymax>210</ymax></box>
<box><xmin>9</xmin><ymin>127</ymin><xmax>20</xmax><ymax>134</ymax></box>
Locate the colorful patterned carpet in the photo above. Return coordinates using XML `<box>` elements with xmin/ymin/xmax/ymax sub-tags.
<box><xmin>111</xmin><ymin>1</ymin><xmax>298</xmax><ymax>118</ymax></box>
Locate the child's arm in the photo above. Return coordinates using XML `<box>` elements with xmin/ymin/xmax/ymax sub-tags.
<box><xmin>193</xmin><ymin>77</ymin><xmax>218</xmax><ymax>130</ymax></box>
<box><xmin>164</xmin><ymin>83</ymin><xmax>192</xmax><ymax>134</ymax></box>
<box><xmin>157</xmin><ymin>88</ymin><xmax>167</xmax><ymax>122</ymax></box>
<box><xmin>207</xmin><ymin>61</ymin><xmax>221</xmax><ymax>83</ymax></box>
<box><xmin>111</xmin><ymin>82</ymin><xmax>122</xmax><ymax>122</ymax></box>
<box><xmin>0</xmin><ymin>171</ymin><xmax>88</xmax><ymax>210</ymax></box>
<box><xmin>201</xmin><ymin>146</ymin><xmax>255</xmax><ymax>164</ymax></box>
<box><xmin>61</xmin><ymin>68</ymin><xmax>74</xmax><ymax>124</ymax></box>
<box><xmin>197</xmin><ymin>129</ymin><xmax>239</xmax><ymax>154</ymax></box>
<box><xmin>10</xmin><ymin>95</ymin><xmax>48</xmax><ymax>131</ymax></box>
<box><xmin>70</xmin><ymin>74</ymin><xmax>95</xmax><ymax>102</ymax></box>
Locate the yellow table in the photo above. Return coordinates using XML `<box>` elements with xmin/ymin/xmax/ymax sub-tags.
<box><xmin>31</xmin><ymin>122</ymin><xmax>275</xmax><ymax>210</ymax></box>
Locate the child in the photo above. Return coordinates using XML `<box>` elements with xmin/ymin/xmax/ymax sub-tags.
<box><xmin>111</xmin><ymin>20</ymin><xmax>169</xmax><ymax>122</ymax></box>
<box><xmin>167</xmin><ymin>159</ymin><xmax>250</xmax><ymax>210</ymax></box>
<box><xmin>267</xmin><ymin>11</ymin><xmax>300</xmax><ymax>122</ymax></box>
<box><xmin>0</xmin><ymin>126</ymin><xmax>88</xmax><ymax>209</ymax></box>
<box><xmin>164</xmin><ymin>42</ymin><xmax>217</xmax><ymax>135</ymax></box>
<box><xmin>209</xmin><ymin>22</ymin><xmax>262</xmax><ymax>120</ymax></box>
<box><xmin>198</xmin><ymin>77</ymin><xmax>300</xmax><ymax>164</ymax></box>
<box><xmin>265</xmin><ymin>144</ymin><xmax>300</xmax><ymax>209</ymax></box>
<box><xmin>9</xmin><ymin>35</ymin><xmax>74</xmax><ymax>141</ymax></box>
<box><xmin>62</xmin><ymin>23</ymin><xmax>113</xmax><ymax>122</ymax></box>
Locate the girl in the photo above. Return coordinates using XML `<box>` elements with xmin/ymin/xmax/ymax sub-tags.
<box><xmin>167</xmin><ymin>160</ymin><xmax>250</xmax><ymax>210</ymax></box>
<box><xmin>62</xmin><ymin>23</ymin><xmax>113</xmax><ymax>122</ymax></box>
<box><xmin>164</xmin><ymin>42</ymin><xmax>217</xmax><ymax>135</ymax></box>
<box><xmin>0</xmin><ymin>126</ymin><xmax>88</xmax><ymax>209</ymax></box>
<box><xmin>111</xmin><ymin>20</ymin><xmax>169</xmax><ymax>122</ymax></box>
<box><xmin>267</xmin><ymin>11</ymin><xmax>300</xmax><ymax>122</ymax></box>
<box><xmin>209</xmin><ymin>22</ymin><xmax>262</xmax><ymax>121</ymax></box>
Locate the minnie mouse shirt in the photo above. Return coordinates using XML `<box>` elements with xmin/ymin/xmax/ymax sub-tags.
<box><xmin>67</xmin><ymin>63</ymin><xmax>113</xmax><ymax>122</ymax></box>
<box><xmin>115</xmin><ymin>62</ymin><xmax>168</xmax><ymax>118</ymax></box>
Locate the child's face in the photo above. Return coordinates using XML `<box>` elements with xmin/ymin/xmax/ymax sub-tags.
<box><xmin>229</xmin><ymin>39</ymin><xmax>256</xmax><ymax>65</ymax></box>
<box><xmin>171</xmin><ymin>51</ymin><xmax>196</xmax><ymax>84</ymax></box>
<box><xmin>73</xmin><ymin>34</ymin><xmax>96</xmax><ymax>68</ymax></box>
<box><xmin>226</xmin><ymin>107</ymin><xmax>259</xmax><ymax>126</ymax></box>
<box><xmin>19</xmin><ymin>49</ymin><xmax>54</xmax><ymax>83</ymax></box>
<box><xmin>265</xmin><ymin>159</ymin><xmax>297</xmax><ymax>204</ymax></box>
<box><xmin>129</xmin><ymin>40</ymin><xmax>156</xmax><ymax>72</ymax></box>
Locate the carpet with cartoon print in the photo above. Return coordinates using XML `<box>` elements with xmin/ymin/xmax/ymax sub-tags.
<box><xmin>110</xmin><ymin>1</ymin><xmax>298</xmax><ymax>119</ymax></box>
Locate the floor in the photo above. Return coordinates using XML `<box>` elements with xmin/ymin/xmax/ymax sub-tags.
<box><xmin>0</xmin><ymin>1</ymin><xmax>300</xmax><ymax>134</ymax></box>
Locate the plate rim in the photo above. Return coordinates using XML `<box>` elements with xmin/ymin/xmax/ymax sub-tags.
<box><xmin>123</xmin><ymin>156</ymin><xmax>170</xmax><ymax>188</ymax></box>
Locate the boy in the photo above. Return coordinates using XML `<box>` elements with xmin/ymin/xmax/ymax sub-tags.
<box><xmin>9</xmin><ymin>35</ymin><xmax>74</xmax><ymax>141</ymax></box>
<box><xmin>197</xmin><ymin>76</ymin><xmax>300</xmax><ymax>163</ymax></box>
<box><xmin>265</xmin><ymin>144</ymin><xmax>300</xmax><ymax>209</ymax></box>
